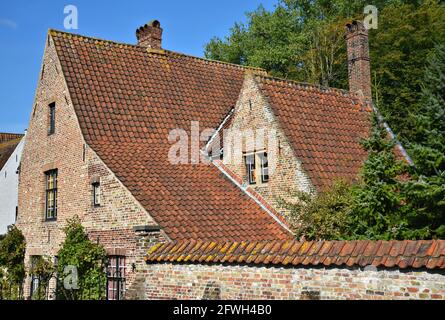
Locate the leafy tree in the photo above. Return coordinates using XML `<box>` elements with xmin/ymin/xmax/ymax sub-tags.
<box><xmin>56</xmin><ymin>217</ymin><xmax>107</xmax><ymax>300</ymax></box>
<box><xmin>280</xmin><ymin>180</ymin><xmax>354</xmax><ymax>240</ymax></box>
<box><xmin>370</xmin><ymin>0</ymin><xmax>445</xmax><ymax>142</ymax></box>
<box><xmin>0</xmin><ymin>226</ymin><xmax>26</xmax><ymax>299</ymax></box>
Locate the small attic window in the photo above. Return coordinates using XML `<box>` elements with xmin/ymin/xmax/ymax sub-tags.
<box><xmin>48</xmin><ymin>102</ymin><xmax>56</xmax><ymax>135</ymax></box>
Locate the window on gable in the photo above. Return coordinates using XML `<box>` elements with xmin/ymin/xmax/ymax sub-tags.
<box><xmin>48</xmin><ymin>102</ymin><xmax>56</xmax><ymax>135</ymax></box>
<box><xmin>259</xmin><ymin>152</ymin><xmax>269</xmax><ymax>183</ymax></box>
<box><xmin>45</xmin><ymin>169</ymin><xmax>58</xmax><ymax>220</ymax></box>
<box><xmin>244</xmin><ymin>153</ymin><xmax>256</xmax><ymax>185</ymax></box>
<box><xmin>93</xmin><ymin>182</ymin><xmax>101</xmax><ymax>206</ymax></box>
<box><xmin>107</xmin><ymin>256</ymin><xmax>126</xmax><ymax>300</ymax></box>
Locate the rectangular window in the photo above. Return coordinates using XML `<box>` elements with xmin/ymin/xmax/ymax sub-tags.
<box><xmin>48</xmin><ymin>102</ymin><xmax>56</xmax><ymax>135</ymax></box>
<box><xmin>45</xmin><ymin>169</ymin><xmax>58</xmax><ymax>220</ymax></box>
<box><xmin>107</xmin><ymin>256</ymin><xmax>126</xmax><ymax>301</ymax></box>
<box><xmin>93</xmin><ymin>182</ymin><xmax>101</xmax><ymax>206</ymax></box>
<box><xmin>259</xmin><ymin>152</ymin><xmax>269</xmax><ymax>183</ymax></box>
<box><xmin>244</xmin><ymin>154</ymin><xmax>256</xmax><ymax>185</ymax></box>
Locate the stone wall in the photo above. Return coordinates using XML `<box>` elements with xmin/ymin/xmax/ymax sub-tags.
<box><xmin>141</xmin><ymin>262</ymin><xmax>445</xmax><ymax>300</ymax></box>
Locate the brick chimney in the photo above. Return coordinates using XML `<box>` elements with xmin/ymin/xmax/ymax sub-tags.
<box><xmin>136</xmin><ymin>20</ymin><xmax>163</xmax><ymax>49</ymax></box>
<box><xmin>345</xmin><ymin>21</ymin><xmax>372</xmax><ymax>100</ymax></box>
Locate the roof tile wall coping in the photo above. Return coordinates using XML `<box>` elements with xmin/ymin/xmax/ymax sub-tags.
<box><xmin>146</xmin><ymin>240</ymin><xmax>445</xmax><ymax>270</ymax></box>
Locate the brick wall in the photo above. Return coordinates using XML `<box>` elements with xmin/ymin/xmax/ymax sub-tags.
<box><xmin>16</xmin><ymin>33</ymin><xmax>161</xmax><ymax>299</ymax></box>
<box><xmin>223</xmin><ymin>72</ymin><xmax>314</xmax><ymax>221</ymax></box>
<box><xmin>140</xmin><ymin>263</ymin><xmax>445</xmax><ymax>300</ymax></box>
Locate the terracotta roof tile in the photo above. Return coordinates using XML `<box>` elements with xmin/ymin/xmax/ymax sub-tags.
<box><xmin>146</xmin><ymin>240</ymin><xmax>445</xmax><ymax>270</ymax></box>
<box><xmin>50</xmin><ymin>30</ymin><xmax>291</xmax><ymax>242</ymax></box>
<box><xmin>256</xmin><ymin>76</ymin><xmax>371</xmax><ymax>191</ymax></box>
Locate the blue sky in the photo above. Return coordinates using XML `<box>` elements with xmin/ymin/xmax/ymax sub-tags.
<box><xmin>0</xmin><ymin>0</ymin><xmax>276</xmax><ymax>133</ymax></box>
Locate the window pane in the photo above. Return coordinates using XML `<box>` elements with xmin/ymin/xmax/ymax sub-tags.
<box><xmin>107</xmin><ymin>256</ymin><xmax>126</xmax><ymax>300</ymax></box>
<box><xmin>260</xmin><ymin>152</ymin><xmax>269</xmax><ymax>183</ymax></box>
<box><xmin>49</xmin><ymin>103</ymin><xmax>56</xmax><ymax>135</ymax></box>
<box><xmin>45</xmin><ymin>170</ymin><xmax>58</xmax><ymax>220</ymax></box>
<box><xmin>244</xmin><ymin>154</ymin><xmax>256</xmax><ymax>185</ymax></box>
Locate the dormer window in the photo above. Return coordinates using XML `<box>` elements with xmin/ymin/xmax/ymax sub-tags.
<box><xmin>48</xmin><ymin>102</ymin><xmax>56</xmax><ymax>135</ymax></box>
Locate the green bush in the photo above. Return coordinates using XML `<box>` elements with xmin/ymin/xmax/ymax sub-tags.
<box><xmin>56</xmin><ymin>216</ymin><xmax>107</xmax><ymax>300</ymax></box>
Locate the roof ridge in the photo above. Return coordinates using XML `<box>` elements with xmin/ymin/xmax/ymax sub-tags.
<box><xmin>49</xmin><ymin>29</ymin><xmax>266</xmax><ymax>73</ymax></box>
<box><xmin>49</xmin><ymin>29</ymin><xmax>138</xmax><ymax>48</ymax></box>
<box><xmin>255</xmin><ymin>74</ymin><xmax>352</xmax><ymax>96</ymax></box>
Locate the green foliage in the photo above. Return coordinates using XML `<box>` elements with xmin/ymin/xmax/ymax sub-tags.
<box><xmin>280</xmin><ymin>181</ymin><xmax>354</xmax><ymax>240</ymax></box>
<box><xmin>0</xmin><ymin>226</ymin><xmax>26</xmax><ymax>300</ymax></box>
<box><xmin>29</xmin><ymin>255</ymin><xmax>56</xmax><ymax>300</ymax></box>
<box><xmin>402</xmin><ymin>44</ymin><xmax>445</xmax><ymax>238</ymax></box>
<box><xmin>56</xmin><ymin>216</ymin><xmax>107</xmax><ymax>300</ymax></box>
<box><xmin>0</xmin><ymin>226</ymin><xmax>26</xmax><ymax>284</ymax></box>
<box><xmin>282</xmin><ymin>116</ymin><xmax>410</xmax><ymax>240</ymax></box>
<box><xmin>370</xmin><ymin>1</ymin><xmax>445</xmax><ymax>141</ymax></box>
<box><xmin>0</xmin><ymin>226</ymin><xmax>26</xmax><ymax>299</ymax></box>
<box><xmin>348</xmin><ymin>116</ymin><xmax>409</xmax><ymax>240</ymax></box>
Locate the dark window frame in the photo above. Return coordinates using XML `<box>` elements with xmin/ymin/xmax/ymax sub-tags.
<box><xmin>106</xmin><ymin>256</ymin><xmax>126</xmax><ymax>301</ymax></box>
<box><xmin>45</xmin><ymin>169</ymin><xmax>58</xmax><ymax>221</ymax></box>
<box><xmin>48</xmin><ymin>102</ymin><xmax>56</xmax><ymax>135</ymax></box>
<box><xmin>259</xmin><ymin>152</ymin><xmax>269</xmax><ymax>183</ymax></box>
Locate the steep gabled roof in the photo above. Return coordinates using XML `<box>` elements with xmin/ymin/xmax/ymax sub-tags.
<box><xmin>0</xmin><ymin>133</ymin><xmax>23</xmax><ymax>170</ymax></box>
<box><xmin>50</xmin><ymin>30</ymin><xmax>291</xmax><ymax>241</ymax></box>
<box><xmin>256</xmin><ymin>76</ymin><xmax>372</xmax><ymax>191</ymax></box>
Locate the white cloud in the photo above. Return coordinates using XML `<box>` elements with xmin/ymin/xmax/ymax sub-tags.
<box><xmin>0</xmin><ymin>18</ymin><xmax>18</xmax><ymax>29</ymax></box>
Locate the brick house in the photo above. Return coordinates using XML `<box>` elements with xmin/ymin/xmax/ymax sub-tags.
<box><xmin>0</xmin><ymin>132</ymin><xmax>25</xmax><ymax>234</ymax></box>
<box><xmin>16</xmin><ymin>20</ymin><xmax>409</xmax><ymax>299</ymax></box>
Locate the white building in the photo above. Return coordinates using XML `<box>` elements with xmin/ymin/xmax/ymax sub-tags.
<box><xmin>0</xmin><ymin>132</ymin><xmax>25</xmax><ymax>234</ymax></box>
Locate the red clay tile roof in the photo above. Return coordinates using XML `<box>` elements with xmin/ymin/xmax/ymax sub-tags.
<box><xmin>0</xmin><ymin>133</ymin><xmax>23</xmax><ymax>144</ymax></box>
<box><xmin>146</xmin><ymin>240</ymin><xmax>445</xmax><ymax>269</ymax></box>
<box><xmin>0</xmin><ymin>134</ymin><xmax>23</xmax><ymax>170</ymax></box>
<box><xmin>257</xmin><ymin>76</ymin><xmax>372</xmax><ymax>191</ymax></box>
<box><xmin>50</xmin><ymin>30</ymin><xmax>291</xmax><ymax>242</ymax></box>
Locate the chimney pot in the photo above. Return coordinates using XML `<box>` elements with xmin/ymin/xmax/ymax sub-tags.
<box><xmin>345</xmin><ymin>20</ymin><xmax>372</xmax><ymax>100</ymax></box>
<box><xmin>136</xmin><ymin>20</ymin><xmax>163</xmax><ymax>49</ymax></box>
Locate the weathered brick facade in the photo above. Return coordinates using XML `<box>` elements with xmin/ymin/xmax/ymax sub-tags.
<box><xmin>140</xmin><ymin>263</ymin><xmax>445</xmax><ymax>300</ymax></box>
<box><xmin>16</xmin><ymin>34</ymin><xmax>162</xmax><ymax>299</ymax></box>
